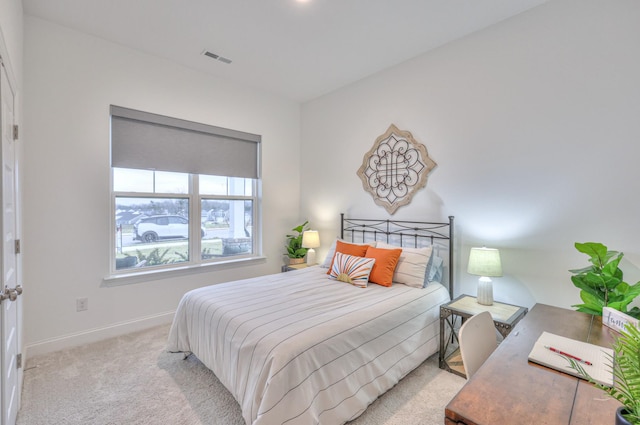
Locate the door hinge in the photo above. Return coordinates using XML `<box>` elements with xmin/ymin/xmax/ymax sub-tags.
<box><xmin>16</xmin><ymin>353</ymin><xmax>22</xmax><ymax>369</ymax></box>
<box><xmin>15</xmin><ymin>239</ymin><xmax>20</xmax><ymax>254</ymax></box>
<box><xmin>13</xmin><ymin>125</ymin><xmax>18</xmax><ymax>140</ymax></box>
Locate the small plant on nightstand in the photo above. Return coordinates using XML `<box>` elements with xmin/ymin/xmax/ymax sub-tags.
<box><xmin>285</xmin><ymin>221</ymin><xmax>309</xmax><ymax>265</ymax></box>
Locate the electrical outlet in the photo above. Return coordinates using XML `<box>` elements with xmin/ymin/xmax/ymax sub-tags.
<box><xmin>76</xmin><ymin>297</ymin><xmax>88</xmax><ymax>312</ymax></box>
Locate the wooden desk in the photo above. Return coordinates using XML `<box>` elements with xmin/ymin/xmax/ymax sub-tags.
<box><xmin>444</xmin><ymin>304</ymin><xmax>621</xmax><ymax>425</ymax></box>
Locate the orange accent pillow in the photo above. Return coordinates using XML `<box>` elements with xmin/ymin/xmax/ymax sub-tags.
<box><xmin>365</xmin><ymin>246</ymin><xmax>402</xmax><ymax>287</ymax></box>
<box><xmin>326</xmin><ymin>240</ymin><xmax>371</xmax><ymax>274</ymax></box>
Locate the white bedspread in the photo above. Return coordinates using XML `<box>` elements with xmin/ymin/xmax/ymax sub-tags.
<box><xmin>167</xmin><ymin>266</ymin><xmax>450</xmax><ymax>425</ymax></box>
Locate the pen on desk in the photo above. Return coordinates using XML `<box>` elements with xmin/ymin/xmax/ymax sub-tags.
<box><xmin>544</xmin><ymin>345</ymin><xmax>593</xmax><ymax>366</ymax></box>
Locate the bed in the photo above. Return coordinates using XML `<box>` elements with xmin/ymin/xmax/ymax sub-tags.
<box><xmin>167</xmin><ymin>215</ymin><xmax>455</xmax><ymax>425</ymax></box>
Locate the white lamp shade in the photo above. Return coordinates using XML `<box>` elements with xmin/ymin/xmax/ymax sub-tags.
<box><xmin>467</xmin><ymin>247</ymin><xmax>502</xmax><ymax>277</ymax></box>
<box><xmin>301</xmin><ymin>230</ymin><xmax>320</xmax><ymax>249</ymax></box>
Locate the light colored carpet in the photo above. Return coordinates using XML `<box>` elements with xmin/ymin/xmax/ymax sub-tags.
<box><xmin>17</xmin><ymin>324</ymin><xmax>465</xmax><ymax>425</ymax></box>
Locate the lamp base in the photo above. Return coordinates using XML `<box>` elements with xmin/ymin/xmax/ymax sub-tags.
<box><xmin>477</xmin><ymin>277</ymin><xmax>493</xmax><ymax>306</ymax></box>
<box><xmin>306</xmin><ymin>248</ymin><xmax>316</xmax><ymax>266</ymax></box>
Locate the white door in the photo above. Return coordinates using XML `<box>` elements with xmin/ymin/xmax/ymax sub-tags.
<box><xmin>0</xmin><ymin>56</ymin><xmax>21</xmax><ymax>425</ymax></box>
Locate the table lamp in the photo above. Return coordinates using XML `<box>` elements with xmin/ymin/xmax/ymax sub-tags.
<box><xmin>302</xmin><ymin>230</ymin><xmax>320</xmax><ymax>265</ymax></box>
<box><xmin>467</xmin><ymin>247</ymin><xmax>502</xmax><ymax>306</ymax></box>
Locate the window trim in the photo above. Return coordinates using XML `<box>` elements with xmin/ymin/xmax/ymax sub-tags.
<box><xmin>108</xmin><ymin>106</ymin><xmax>262</xmax><ymax>283</ymax></box>
<box><xmin>103</xmin><ymin>255</ymin><xmax>267</xmax><ymax>287</ymax></box>
<box><xmin>108</xmin><ymin>169</ymin><xmax>262</xmax><ymax>281</ymax></box>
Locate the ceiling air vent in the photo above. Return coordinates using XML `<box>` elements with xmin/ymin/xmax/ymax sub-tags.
<box><xmin>202</xmin><ymin>50</ymin><xmax>232</xmax><ymax>64</ymax></box>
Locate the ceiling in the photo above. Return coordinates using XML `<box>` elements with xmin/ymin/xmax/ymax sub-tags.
<box><xmin>23</xmin><ymin>0</ymin><xmax>548</xmax><ymax>102</ymax></box>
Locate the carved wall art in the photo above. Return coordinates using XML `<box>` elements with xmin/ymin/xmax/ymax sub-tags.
<box><xmin>357</xmin><ymin>124</ymin><xmax>437</xmax><ymax>214</ymax></box>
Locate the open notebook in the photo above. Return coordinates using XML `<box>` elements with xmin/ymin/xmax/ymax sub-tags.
<box><xmin>528</xmin><ymin>331</ymin><xmax>614</xmax><ymax>387</ymax></box>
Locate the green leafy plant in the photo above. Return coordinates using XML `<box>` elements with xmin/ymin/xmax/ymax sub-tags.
<box><xmin>285</xmin><ymin>221</ymin><xmax>309</xmax><ymax>259</ymax></box>
<box><xmin>570</xmin><ymin>242</ymin><xmax>640</xmax><ymax>319</ymax></box>
<box><xmin>135</xmin><ymin>248</ymin><xmax>172</xmax><ymax>266</ymax></box>
<box><xmin>566</xmin><ymin>324</ymin><xmax>640</xmax><ymax>424</ymax></box>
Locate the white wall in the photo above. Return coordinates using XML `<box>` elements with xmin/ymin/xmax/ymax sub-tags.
<box><xmin>23</xmin><ymin>16</ymin><xmax>302</xmax><ymax>355</ymax></box>
<box><xmin>301</xmin><ymin>0</ymin><xmax>640</xmax><ymax>311</ymax></box>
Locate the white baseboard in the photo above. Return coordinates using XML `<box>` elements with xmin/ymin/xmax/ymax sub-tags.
<box><xmin>24</xmin><ymin>311</ymin><xmax>176</xmax><ymax>358</ymax></box>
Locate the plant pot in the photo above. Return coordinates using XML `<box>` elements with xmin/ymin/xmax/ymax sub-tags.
<box><xmin>616</xmin><ymin>407</ymin><xmax>633</xmax><ymax>425</ymax></box>
<box><xmin>288</xmin><ymin>257</ymin><xmax>305</xmax><ymax>265</ymax></box>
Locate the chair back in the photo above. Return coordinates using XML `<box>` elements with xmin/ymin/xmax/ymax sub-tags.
<box><xmin>458</xmin><ymin>310</ymin><xmax>497</xmax><ymax>379</ymax></box>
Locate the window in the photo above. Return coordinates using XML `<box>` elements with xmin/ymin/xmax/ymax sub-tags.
<box><xmin>110</xmin><ymin>106</ymin><xmax>261</xmax><ymax>275</ymax></box>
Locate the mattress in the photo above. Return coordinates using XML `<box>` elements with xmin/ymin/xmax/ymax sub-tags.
<box><xmin>167</xmin><ymin>266</ymin><xmax>450</xmax><ymax>425</ymax></box>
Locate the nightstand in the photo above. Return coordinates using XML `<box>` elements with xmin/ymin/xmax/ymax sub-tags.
<box><xmin>281</xmin><ymin>263</ymin><xmax>309</xmax><ymax>272</ymax></box>
<box><xmin>439</xmin><ymin>294</ymin><xmax>528</xmax><ymax>378</ymax></box>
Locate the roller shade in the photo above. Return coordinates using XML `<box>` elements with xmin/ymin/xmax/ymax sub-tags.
<box><xmin>110</xmin><ymin>105</ymin><xmax>261</xmax><ymax>178</ymax></box>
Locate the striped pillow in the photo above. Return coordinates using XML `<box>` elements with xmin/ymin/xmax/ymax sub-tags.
<box><xmin>376</xmin><ymin>242</ymin><xmax>433</xmax><ymax>288</ymax></box>
<box><xmin>328</xmin><ymin>252</ymin><xmax>376</xmax><ymax>288</ymax></box>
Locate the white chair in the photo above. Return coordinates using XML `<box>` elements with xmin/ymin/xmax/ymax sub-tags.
<box><xmin>458</xmin><ymin>310</ymin><xmax>497</xmax><ymax>379</ymax></box>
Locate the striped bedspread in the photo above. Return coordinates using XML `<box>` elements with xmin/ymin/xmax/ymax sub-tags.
<box><xmin>167</xmin><ymin>266</ymin><xmax>450</xmax><ymax>425</ymax></box>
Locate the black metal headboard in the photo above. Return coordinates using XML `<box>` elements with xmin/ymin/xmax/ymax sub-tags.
<box><xmin>340</xmin><ymin>214</ymin><xmax>455</xmax><ymax>296</ymax></box>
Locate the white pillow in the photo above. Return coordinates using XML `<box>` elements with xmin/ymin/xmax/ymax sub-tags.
<box><xmin>376</xmin><ymin>241</ymin><xmax>433</xmax><ymax>288</ymax></box>
<box><xmin>320</xmin><ymin>238</ymin><xmax>377</xmax><ymax>268</ymax></box>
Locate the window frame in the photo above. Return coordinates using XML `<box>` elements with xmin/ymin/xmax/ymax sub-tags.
<box><xmin>108</xmin><ymin>170</ymin><xmax>262</xmax><ymax>281</ymax></box>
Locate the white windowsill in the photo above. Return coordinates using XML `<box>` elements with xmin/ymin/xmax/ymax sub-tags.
<box><xmin>102</xmin><ymin>255</ymin><xmax>267</xmax><ymax>287</ymax></box>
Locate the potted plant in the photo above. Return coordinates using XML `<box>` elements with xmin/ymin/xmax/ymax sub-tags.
<box><xmin>285</xmin><ymin>221</ymin><xmax>309</xmax><ymax>265</ymax></box>
<box><xmin>566</xmin><ymin>324</ymin><xmax>640</xmax><ymax>425</ymax></box>
<box><xmin>570</xmin><ymin>242</ymin><xmax>640</xmax><ymax>319</ymax></box>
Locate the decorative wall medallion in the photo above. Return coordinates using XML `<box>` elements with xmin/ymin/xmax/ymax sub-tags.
<box><xmin>357</xmin><ymin>124</ymin><xmax>437</xmax><ymax>214</ymax></box>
